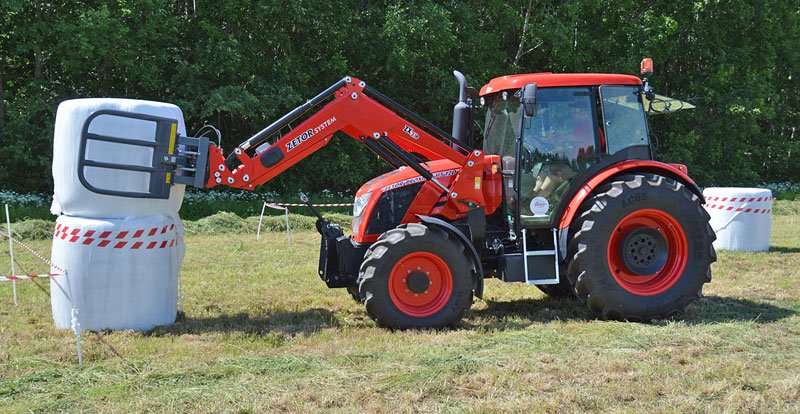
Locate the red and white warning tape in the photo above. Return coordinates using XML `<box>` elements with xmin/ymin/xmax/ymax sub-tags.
<box><xmin>1</xmin><ymin>273</ymin><xmax>64</xmax><ymax>282</ymax></box>
<box><xmin>264</xmin><ymin>203</ymin><xmax>288</xmax><ymax>211</ymax></box>
<box><xmin>53</xmin><ymin>223</ymin><xmax>177</xmax><ymax>249</ymax></box>
<box><xmin>265</xmin><ymin>202</ymin><xmax>354</xmax><ymax>207</ymax></box>
<box><xmin>704</xmin><ymin>204</ymin><xmax>772</xmax><ymax>214</ymax></box>
<box><xmin>704</xmin><ymin>196</ymin><xmax>774</xmax><ymax>202</ymax></box>
<box><xmin>703</xmin><ymin>195</ymin><xmax>774</xmax><ymax>215</ymax></box>
<box><xmin>1</xmin><ymin>231</ymin><xmax>66</xmax><ymax>274</ymax></box>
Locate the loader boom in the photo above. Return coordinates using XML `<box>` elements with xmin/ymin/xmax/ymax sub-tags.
<box><xmin>204</xmin><ymin>76</ymin><xmax>494</xmax><ymax>217</ymax></box>
<box><xmin>206</xmin><ymin>78</ymin><xmax>467</xmax><ymax>189</ymax></box>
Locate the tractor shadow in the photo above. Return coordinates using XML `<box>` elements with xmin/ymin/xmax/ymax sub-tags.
<box><xmin>465</xmin><ymin>294</ymin><xmax>796</xmax><ymax>330</ymax></box>
<box><xmin>768</xmin><ymin>245</ymin><xmax>800</xmax><ymax>253</ymax></box>
<box><xmin>464</xmin><ymin>296</ymin><xmax>591</xmax><ymax>330</ymax></box>
<box><xmin>683</xmin><ymin>295</ymin><xmax>797</xmax><ymax>324</ymax></box>
<box><xmin>147</xmin><ymin>308</ymin><xmax>340</xmax><ymax>337</ymax></box>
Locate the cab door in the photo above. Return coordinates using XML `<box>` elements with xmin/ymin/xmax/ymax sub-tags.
<box><xmin>517</xmin><ymin>87</ymin><xmax>602</xmax><ymax>227</ymax></box>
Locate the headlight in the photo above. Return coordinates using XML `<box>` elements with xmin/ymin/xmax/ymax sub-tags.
<box><xmin>353</xmin><ymin>192</ymin><xmax>372</xmax><ymax>217</ymax></box>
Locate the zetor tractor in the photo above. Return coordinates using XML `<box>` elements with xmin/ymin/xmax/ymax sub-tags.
<box><xmin>79</xmin><ymin>59</ymin><xmax>716</xmax><ymax>328</ymax></box>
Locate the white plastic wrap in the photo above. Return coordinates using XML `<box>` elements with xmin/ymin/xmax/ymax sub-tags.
<box><xmin>703</xmin><ymin>187</ymin><xmax>773</xmax><ymax>252</ymax></box>
<box><xmin>51</xmin><ymin>98</ymin><xmax>186</xmax><ymax>218</ymax></box>
<box><xmin>50</xmin><ymin>214</ymin><xmax>184</xmax><ymax>331</ymax></box>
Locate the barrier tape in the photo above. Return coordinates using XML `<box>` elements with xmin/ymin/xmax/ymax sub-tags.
<box><xmin>1</xmin><ymin>231</ymin><xmax>66</xmax><ymax>274</ymax></box>
<box><xmin>703</xmin><ymin>195</ymin><xmax>773</xmax><ymax>215</ymax></box>
<box><xmin>1</xmin><ymin>273</ymin><xmax>64</xmax><ymax>282</ymax></box>
<box><xmin>264</xmin><ymin>202</ymin><xmax>354</xmax><ymax>207</ymax></box>
<box><xmin>53</xmin><ymin>223</ymin><xmax>177</xmax><ymax>249</ymax></box>
<box><xmin>704</xmin><ymin>196</ymin><xmax>774</xmax><ymax>202</ymax></box>
<box><xmin>704</xmin><ymin>204</ymin><xmax>772</xmax><ymax>214</ymax></box>
<box><xmin>264</xmin><ymin>203</ymin><xmax>289</xmax><ymax>211</ymax></box>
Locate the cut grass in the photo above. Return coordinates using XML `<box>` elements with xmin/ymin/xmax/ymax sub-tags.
<box><xmin>0</xmin><ymin>217</ymin><xmax>798</xmax><ymax>412</ymax></box>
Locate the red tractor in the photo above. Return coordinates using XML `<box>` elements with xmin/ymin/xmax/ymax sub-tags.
<box><xmin>80</xmin><ymin>59</ymin><xmax>716</xmax><ymax>328</ymax></box>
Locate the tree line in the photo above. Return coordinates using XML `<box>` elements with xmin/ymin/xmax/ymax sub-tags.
<box><xmin>1</xmin><ymin>0</ymin><xmax>797</xmax><ymax>195</ymax></box>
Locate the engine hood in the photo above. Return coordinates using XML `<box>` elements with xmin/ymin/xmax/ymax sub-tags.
<box><xmin>356</xmin><ymin>159</ymin><xmax>462</xmax><ymax>198</ymax></box>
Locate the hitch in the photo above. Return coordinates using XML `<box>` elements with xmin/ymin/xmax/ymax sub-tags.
<box><xmin>300</xmin><ymin>193</ymin><xmax>364</xmax><ymax>288</ymax></box>
<box><xmin>78</xmin><ymin>110</ymin><xmax>210</xmax><ymax>198</ymax></box>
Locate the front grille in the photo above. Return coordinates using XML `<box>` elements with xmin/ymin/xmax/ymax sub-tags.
<box><xmin>365</xmin><ymin>183</ymin><xmax>424</xmax><ymax>235</ymax></box>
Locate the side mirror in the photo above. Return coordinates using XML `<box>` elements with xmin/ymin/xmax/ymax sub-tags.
<box><xmin>521</xmin><ymin>83</ymin><xmax>537</xmax><ymax>117</ymax></box>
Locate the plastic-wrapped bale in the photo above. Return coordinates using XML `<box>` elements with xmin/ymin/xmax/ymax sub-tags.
<box><xmin>703</xmin><ymin>187</ymin><xmax>774</xmax><ymax>252</ymax></box>
<box><xmin>50</xmin><ymin>214</ymin><xmax>184</xmax><ymax>331</ymax></box>
<box><xmin>51</xmin><ymin>98</ymin><xmax>186</xmax><ymax>219</ymax></box>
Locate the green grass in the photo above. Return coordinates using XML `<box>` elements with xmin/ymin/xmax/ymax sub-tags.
<box><xmin>0</xmin><ymin>216</ymin><xmax>799</xmax><ymax>412</ymax></box>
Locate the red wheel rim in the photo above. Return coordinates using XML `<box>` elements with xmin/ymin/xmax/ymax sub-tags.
<box><xmin>607</xmin><ymin>209</ymin><xmax>688</xmax><ymax>296</ymax></box>
<box><xmin>388</xmin><ymin>252</ymin><xmax>453</xmax><ymax>317</ymax></box>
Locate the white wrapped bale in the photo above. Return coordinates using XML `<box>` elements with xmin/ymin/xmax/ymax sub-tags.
<box><xmin>703</xmin><ymin>187</ymin><xmax>774</xmax><ymax>252</ymax></box>
<box><xmin>51</xmin><ymin>98</ymin><xmax>186</xmax><ymax>218</ymax></box>
<box><xmin>50</xmin><ymin>214</ymin><xmax>184</xmax><ymax>331</ymax></box>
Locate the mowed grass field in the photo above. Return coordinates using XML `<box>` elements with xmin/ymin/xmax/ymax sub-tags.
<box><xmin>1</xmin><ymin>214</ymin><xmax>799</xmax><ymax>413</ymax></box>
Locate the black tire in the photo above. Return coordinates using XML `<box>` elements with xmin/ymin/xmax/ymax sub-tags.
<box><xmin>346</xmin><ymin>285</ymin><xmax>362</xmax><ymax>303</ymax></box>
<box><xmin>534</xmin><ymin>272</ymin><xmax>576</xmax><ymax>298</ymax></box>
<box><xmin>358</xmin><ymin>223</ymin><xmax>474</xmax><ymax>329</ymax></box>
<box><xmin>566</xmin><ymin>173</ymin><xmax>716</xmax><ymax>321</ymax></box>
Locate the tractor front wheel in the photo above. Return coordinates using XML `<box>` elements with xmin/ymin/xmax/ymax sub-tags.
<box><xmin>567</xmin><ymin>174</ymin><xmax>716</xmax><ymax>321</ymax></box>
<box><xmin>358</xmin><ymin>223</ymin><xmax>473</xmax><ymax>329</ymax></box>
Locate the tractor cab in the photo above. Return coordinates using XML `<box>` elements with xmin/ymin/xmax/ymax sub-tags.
<box><xmin>481</xmin><ymin>73</ymin><xmax>651</xmax><ymax>228</ymax></box>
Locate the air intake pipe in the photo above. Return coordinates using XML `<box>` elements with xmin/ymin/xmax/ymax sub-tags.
<box><xmin>451</xmin><ymin>70</ymin><xmax>473</xmax><ymax>151</ymax></box>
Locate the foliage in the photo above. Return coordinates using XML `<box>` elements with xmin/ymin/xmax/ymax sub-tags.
<box><xmin>6</xmin><ymin>218</ymin><xmax>52</xmax><ymax>240</ymax></box>
<box><xmin>0</xmin><ymin>0</ymin><xmax>798</xmax><ymax>194</ymax></box>
<box><xmin>182</xmin><ymin>211</ymin><xmax>351</xmax><ymax>236</ymax></box>
<box><xmin>763</xmin><ymin>182</ymin><xmax>800</xmax><ymax>200</ymax></box>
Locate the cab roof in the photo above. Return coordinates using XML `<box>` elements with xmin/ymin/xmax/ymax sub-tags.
<box><xmin>479</xmin><ymin>73</ymin><xmax>642</xmax><ymax>96</ymax></box>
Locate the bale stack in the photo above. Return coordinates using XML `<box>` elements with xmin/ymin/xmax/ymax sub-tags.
<box><xmin>703</xmin><ymin>187</ymin><xmax>774</xmax><ymax>252</ymax></box>
<box><xmin>50</xmin><ymin>99</ymin><xmax>186</xmax><ymax>331</ymax></box>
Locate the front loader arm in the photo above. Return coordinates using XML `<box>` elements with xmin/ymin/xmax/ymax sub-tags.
<box><xmin>205</xmin><ymin>77</ymin><xmax>469</xmax><ymax>191</ymax></box>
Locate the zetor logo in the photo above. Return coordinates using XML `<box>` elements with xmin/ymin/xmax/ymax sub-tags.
<box><xmin>403</xmin><ymin>125</ymin><xmax>420</xmax><ymax>140</ymax></box>
<box><xmin>285</xmin><ymin>117</ymin><xmax>337</xmax><ymax>152</ymax></box>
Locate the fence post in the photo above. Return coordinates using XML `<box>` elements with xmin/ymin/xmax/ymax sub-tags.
<box><xmin>4</xmin><ymin>204</ymin><xmax>17</xmax><ymax>305</ymax></box>
<box><xmin>256</xmin><ymin>202</ymin><xmax>267</xmax><ymax>242</ymax></box>
<box><xmin>284</xmin><ymin>206</ymin><xmax>291</xmax><ymax>247</ymax></box>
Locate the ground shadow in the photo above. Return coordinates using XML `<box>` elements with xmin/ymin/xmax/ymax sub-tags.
<box><xmin>146</xmin><ymin>295</ymin><xmax>795</xmax><ymax>335</ymax></box>
<box><xmin>768</xmin><ymin>245</ymin><xmax>800</xmax><ymax>253</ymax></box>
<box><xmin>683</xmin><ymin>295</ymin><xmax>797</xmax><ymax>324</ymax></box>
<box><xmin>464</xmin><ymin>294</ymin><xmax>796</xmax><ymax>331</ymax></box>
<box><xmin>147</xmin><ymin>308</ymin><xmax>340</xmax><ymax>337</ymax></box>
<box><xmin>463</xmin><ymin>296</ymin><xmax>592</xmax><ymax>330</ymax></box>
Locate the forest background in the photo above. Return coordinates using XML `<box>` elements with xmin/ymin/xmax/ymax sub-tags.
<box><xmin>1</xmin><ymin>0</ymin><xmax>797</xmax><ymax>196</ymax></box>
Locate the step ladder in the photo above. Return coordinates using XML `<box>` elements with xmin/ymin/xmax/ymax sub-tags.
<box><xmin>521</xmin><ymin>228</ymin><xmax>560</xmax><ymax>285</ymax></box>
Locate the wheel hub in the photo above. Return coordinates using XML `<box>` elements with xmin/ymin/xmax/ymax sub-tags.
<box><xmin>621</xmin><ymin>228</ymin><xmax>667</xmax><ymax>275</ymax></box>
<box><xmin>606</xmin><ymin>208</ymin><xmax>689</xmax><ymax>296</ymax></box>
<box><xmin>388</xmin><ymin>251</ymin><xmax>454</xmax><ymax>317</ymax></box>
<box><xmin>406</xmin><ymin>271</ymin><xmax>431</xmax><ymax>294</ymax></box>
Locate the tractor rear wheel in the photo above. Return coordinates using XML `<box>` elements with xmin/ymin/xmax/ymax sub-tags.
<box><xmin>358</xmin><ymin>223</ymin><xmax>473</xmax><ymax>329</ymax></box>
<box><xmin>534</xmin><ymin>275</ymin><xmax>575</xmax><ymax>298</ymax></box>
<box><xmin>567</xmin><ymin>174</ymin><xmax>716</xmax><ymax>321</ymax></box>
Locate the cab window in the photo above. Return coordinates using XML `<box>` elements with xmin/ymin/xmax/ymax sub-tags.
<box><xmin>519</xmin><ymin>87</ymin><xmax>598</xmax><ymax>226</ymax></box>
<box><xmin>600</xmin><ymin>86</ymin><xmax>649</xmax><ymax>154</ymax></box>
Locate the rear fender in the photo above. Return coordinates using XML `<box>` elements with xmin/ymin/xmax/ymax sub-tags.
<box><xmin>558</xmin><ymin>160</ymin><xmax>703</xmax><ymax>230</ymax></box>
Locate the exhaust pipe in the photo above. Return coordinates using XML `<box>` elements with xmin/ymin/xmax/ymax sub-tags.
<box><xmin>451</xmin><ymin>70</ymin><xmax>472</xmax><ymax>149</ymax></box>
